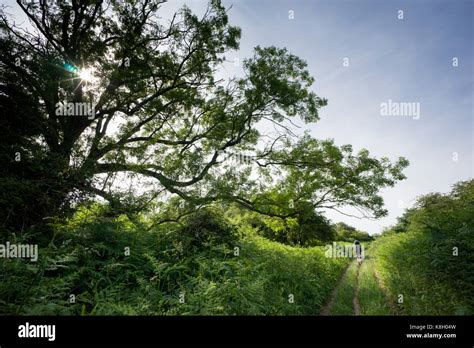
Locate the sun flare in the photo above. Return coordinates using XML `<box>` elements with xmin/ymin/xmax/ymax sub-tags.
<box><xmin>78</xmin><ymin>68</ymin><xmax>96</xmax><ymax>82</ymax></box>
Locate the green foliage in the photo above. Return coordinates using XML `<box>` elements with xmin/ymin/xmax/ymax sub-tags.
<box><xmin>0</xmin><ymin>0</ymin><xmax>407</xmax><ymax>237</ymax></box>
<box><xmin>328</xmin><ymin>261</ymin><xmax>357</xmax><ymax>315</ymax></box>
<box><xmin>243</xmin><ymin>208</ymin><xmax>334</xmax><ymax>247</ymax></box>
<box><xmin>0</xmin><ymin>204</ymin><xmax>348</xmax><ymax>315</ymax></box>
<box><xmin>333</xmin><ymin>222</ymin><xmax>373</xmax><ymax>242</ymax></box>
<box><xmin>358</xmin><ymin>258</ymin><xmax>392</xmax><ymax>315</ymax></box>
<box><xmin>251</xmin><ymin>135</ymin><xmax>409</xmax><ymax>220</ymax></box>
<box><xmin>177</xmin><ymin>208</ymin><xmax>239</xmax><ymax>251</ymax></box>
<box><xmin>371</xmin><ymin>179</ymin><xmax>474</xmax><ymax>315</ymax></box>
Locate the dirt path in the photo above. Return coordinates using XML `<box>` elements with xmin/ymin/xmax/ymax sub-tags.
<box><xmin>353</xmin><ymin>261</ymin><xmax>361</xmax><ymax>315</ymax></box>
<box><xmin>321</xmin><ymin>254</ymin><xmax>395</xmax><ymax>316</ymax></box>
<box><xmin>320</xmin><ymin>256</ymin><xmax>400</xmax><ymax>316</ymax></box>
<box><xmin>320</xmin><ymin>259</ymin><xmax>363</xmax><ymax>316</ymax></box>
<box><xmin>319</xmin><ymin>263</ymin><xmax>351</xmax><ymax>315</ymax></box>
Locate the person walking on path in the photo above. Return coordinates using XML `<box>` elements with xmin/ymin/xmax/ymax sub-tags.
<box><xmin>354</xmin><ymin>240</ymin><xmax>363</xmax><ymax>264</ymax></box>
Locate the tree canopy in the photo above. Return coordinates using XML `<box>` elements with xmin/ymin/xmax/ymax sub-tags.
<box><xmin>0</xmin><ymin>0</ymin><xmax>408</xmax><ymax>235</ymax></box>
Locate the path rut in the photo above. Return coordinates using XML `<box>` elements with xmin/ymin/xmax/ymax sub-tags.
<box><xmin>353</xmin><ymin>261</ymin><xmax>361</xmax><ymax>315</ymax></box>
<box><xmin>319</xmin><ymin>263</ymin><xmax>351</xmax><ymax>315</ymax></box>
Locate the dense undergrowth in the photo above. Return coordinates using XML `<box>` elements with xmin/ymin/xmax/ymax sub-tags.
<box><xmin>1</xmin><ymin>180</ymin><xmax>471</xmax><ymax>316</ymax></box>
<box><xmin>370</xmin><ymin>179</ymin><xmax>474</xmax><ymax>315</ymax></box>
<box><xmin>0</xmin><ymin>205</ymin><xmax>349</xmax><ymax>315</ymax></box>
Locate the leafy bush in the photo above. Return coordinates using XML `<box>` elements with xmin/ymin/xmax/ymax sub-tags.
<box><xmin>245</xmin><ymin>209</ymin><xmax>334</xmax><ymax>247</ymax></box>
<box><xmin>370</xmin><ymin>179</ymin><xmax>474</xmax><ymax>315</ymax></box>
<box><xmin>333</xmin><ymin>222</ymin><xmax>373</xmax><ymax>242</ymax></box>
<box><xmin>0</xmin><ymin>204</ymin><xmax>349</xmax><ymax>315</ymax></box>
<box><xmin>177</xmin><ymin>208</ymin><xmax>239</xmax><ymax>251</ymax></box>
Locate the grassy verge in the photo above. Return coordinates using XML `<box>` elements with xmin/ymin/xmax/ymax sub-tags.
<box><xmin>328</xmin><ymin>261</ymin><xmax>358</xmax><ymax>315</ymax></box>
<box><xmin>370</xmin><ymin>231</ymin><xmax>472</xmax><ymax>315</ymax></box>
<box><xmin>358</xmin><ymin>257</ymin><xmax>391</xmax><ymax>315</ymax></box>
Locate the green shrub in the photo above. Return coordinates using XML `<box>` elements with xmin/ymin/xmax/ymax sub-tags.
<box><xmin>0</xmin><ymin>204</ymin><xmax>349</xmax><ymax>315</ymax></box>
<box><xmin>245</xmin><ymin>210</ymin><xmax>334</xmax><ymax>247</ymax></box>
<box><xmin>177</xmin><ymin>208</ymin><xmax>239</xmax><ymax>251</ymax></box>
<box><xmin>370</xmin><ymin>179</ymin><xmax>474</xmax><ymax>315</ymax></box>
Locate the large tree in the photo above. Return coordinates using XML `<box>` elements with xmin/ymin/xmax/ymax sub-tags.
<box><xmin>0</xmin><ymin>0</ymin><xmax>408</xmax><ymax>235</ymax></box>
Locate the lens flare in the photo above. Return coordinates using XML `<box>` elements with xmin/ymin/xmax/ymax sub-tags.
<box><xmin>78</xmin><ymin>68</ymin><xmax>95</xmax><ymax>82</ymax></box>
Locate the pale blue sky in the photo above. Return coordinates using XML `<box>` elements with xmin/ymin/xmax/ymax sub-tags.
<box><xmin>5</xmin><ymin>0</ymin><xmax>473</xmax><ymax>234</ymax></box>
<box><xmin>167</xmin><ymin>0</ymin><xmax>474</xmax><ymax>234</ymax></box>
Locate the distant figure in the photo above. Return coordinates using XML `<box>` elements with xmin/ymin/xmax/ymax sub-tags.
<box><xmin>354</xmin><ymin>240</ymin><xmax>363</xmax><ymax>264</ymax></box>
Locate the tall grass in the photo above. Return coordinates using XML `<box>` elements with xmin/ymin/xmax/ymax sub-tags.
<box><xmin>370</xmin><ymin>231</ymin><xmax>473</xmax><ymax>315</ymax></box>
<box><xmin>328</xmin><ymin>261</ymin><xmax>357</xmax><ymax>315</ymax></box>
<box><xmin>358</xmin><ymin>257</ymin><xmax>392</xmax><ymax>315</ymax></box>
<box><xmin>369</xmin><ymin>180</ymin><xmax>474</xmax><ymax>315</ymax></box>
